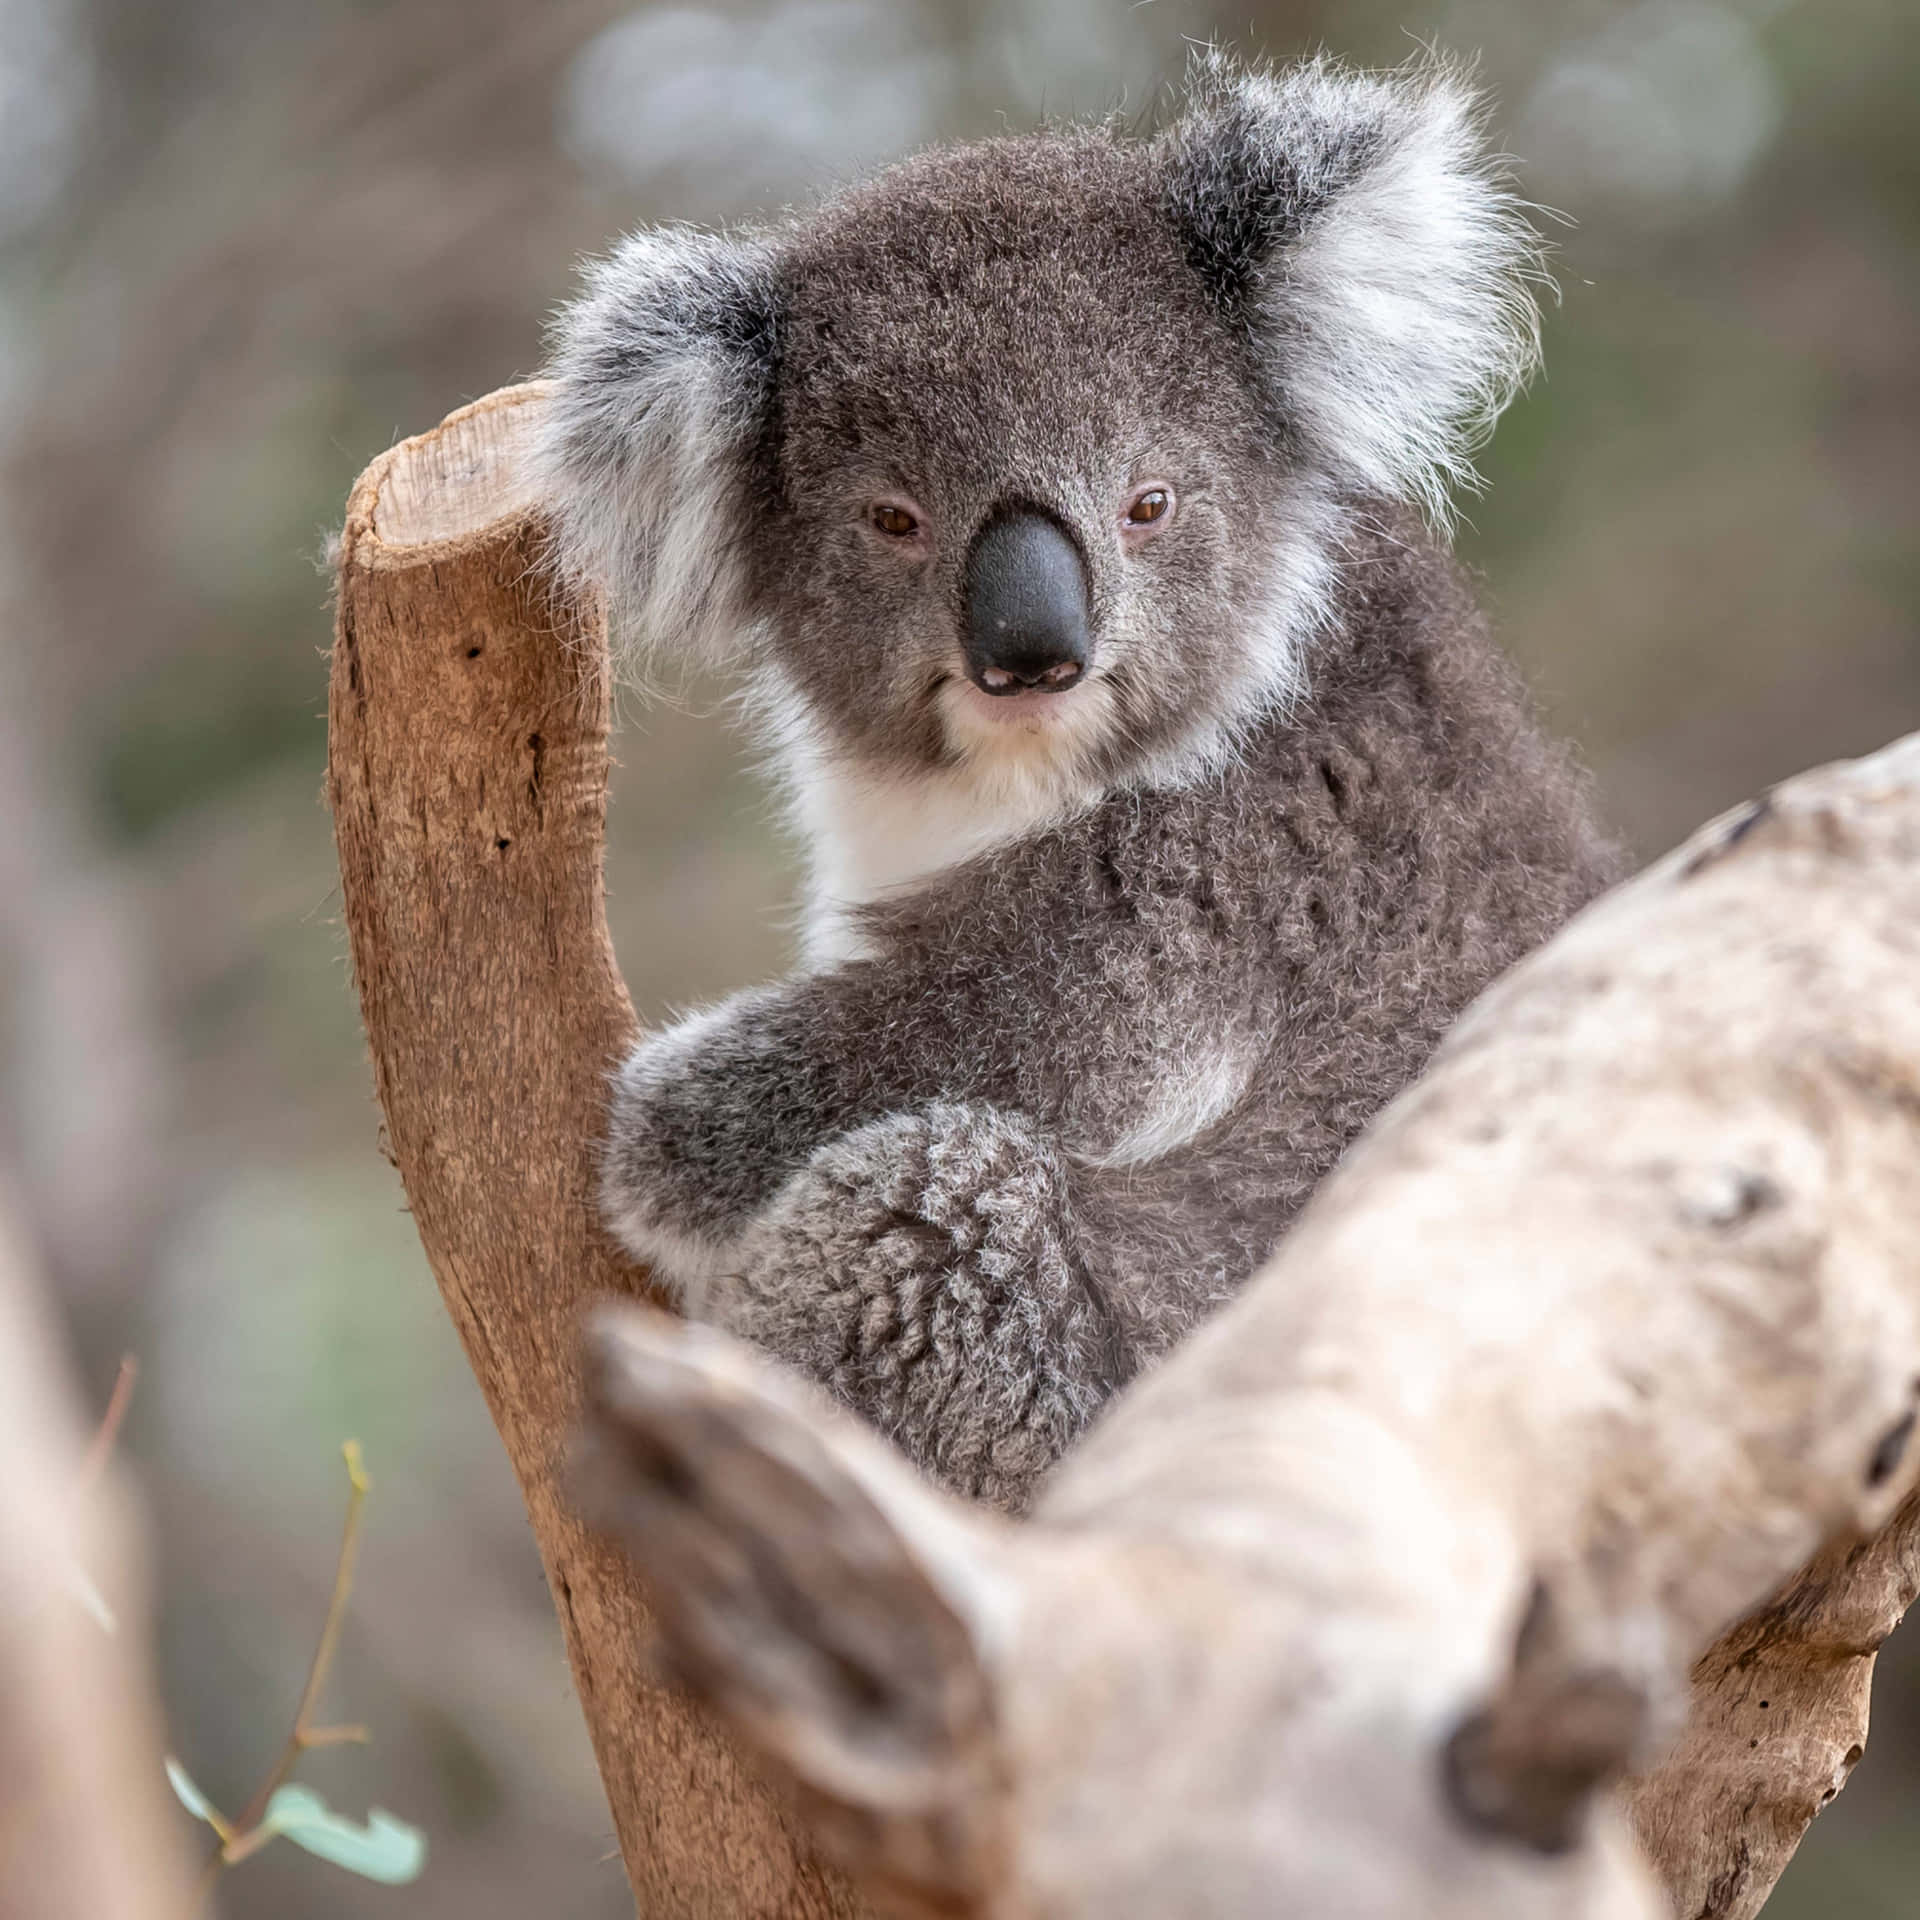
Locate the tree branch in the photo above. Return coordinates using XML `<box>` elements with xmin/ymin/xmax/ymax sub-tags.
<box><xmin>588</xmin><ymin>727</ymin><xmax>1920</xmax><ymax>1919</ymax></box>
<box><xmin>1038</xmin><ymin>730</ymin><xmax>1920</xmax><ymax>1917</ymax></box>
<box><xmin>1627</xmin><ymin>1491</ymin><xmax>1920</xmax><ymax>1918</ymax></box>
<box><xmin>327</xmin><ymin>384</ymin><xmax>864</xmax><ymax>1916</ymax></box>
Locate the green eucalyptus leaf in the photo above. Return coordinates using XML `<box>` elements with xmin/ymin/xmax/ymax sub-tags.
<box><xmin>260</xmin><ymin>1784</ymin><xmax>427</xmax><ymax>1884</ymax></box>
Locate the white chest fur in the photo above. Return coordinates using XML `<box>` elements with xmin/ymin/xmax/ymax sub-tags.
<box><xmin>746</xmin><ymin>665</ymin><xmax>1107</xmax><ymax>965</ymax></box>
<box><xmin>792</xmin><ymin>755</ymin><xmax>1096</xmax><ymax>965</ymax></box>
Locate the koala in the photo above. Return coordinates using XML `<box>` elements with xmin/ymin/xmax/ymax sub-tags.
<box><xmin>535</xmin><ymin>52</ymin><xmax>1623</xmax><ymax>1510</ymax></box>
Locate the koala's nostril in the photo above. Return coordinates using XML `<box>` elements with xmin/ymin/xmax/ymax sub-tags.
<box><xmin>979</xmin><ymin>657</ymin><xmax>1084</xmax><ymax>694</ymax></box>
<box><xmin>964</xmin><ymin>508</ymin><xmax>1091</xmax><ymax>696</ymax></box>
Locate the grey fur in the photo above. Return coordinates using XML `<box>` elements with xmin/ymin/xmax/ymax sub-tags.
<box><xmin>1163</xmin><ymin>51</ymin><xmax>1547</xmax><ymax>525</ymax></box>
<box><xmin>545</xmin><ymin>53</ymin><xmax>1621</xmax><ymax>1509</ymax></box>
<box><xmin>536</xmin><ymin>226</ymin><xmax>783</xmax><ymax>671</ymax></box>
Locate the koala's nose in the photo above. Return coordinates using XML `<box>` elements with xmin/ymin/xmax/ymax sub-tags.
<box><xmin>962</xmin><ymin>509</ymin><xmax>1091</xmax><ymax>695</ymax></box>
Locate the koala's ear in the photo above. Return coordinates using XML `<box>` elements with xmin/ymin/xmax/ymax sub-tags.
<box><xmin>1159</xmin><ymin>51</ymin><xmax>1545</xmax><ymax>523</ymax></box>
<box><xmin>533</xmin><ymin>228</ymin><xmax>782</xmax><ymax>674</ymax></box>
<box><xmin>579</xmin><ymin>1308</ymin><xmax>1012</xmax><ymax>1909</ymax></box>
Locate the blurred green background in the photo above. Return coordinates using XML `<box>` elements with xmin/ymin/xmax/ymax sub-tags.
<box><xmin>0</xmin><ymin>0</ymin><xmax>1912</xmax><ymax>1910</ymax></box>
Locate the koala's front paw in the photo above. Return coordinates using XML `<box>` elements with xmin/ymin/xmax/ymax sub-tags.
<box><xmin>599</xmin><ymin>994</ymin><xmax>781</xmax><ymax>1300</ymax></box>
<box><xmin>713</xmin><ymin>1101</ymin><xmax>1117</xmax><ymax>1509</ymax></box>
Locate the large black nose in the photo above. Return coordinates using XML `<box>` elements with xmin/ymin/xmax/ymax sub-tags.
<box><xmin>963</xmin><ymin>509</ymin><xmax>1091</xmax><ymax>695</ymax></box>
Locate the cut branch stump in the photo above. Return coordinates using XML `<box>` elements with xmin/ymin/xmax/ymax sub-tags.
<box><xmin>1628</xmin><ymin>1489</ymin><xmax>1920</xmax><ymax>1918</ymax></box>
<box><xmin>328</xmin><ymin>384</ymin><xmax>865</xmax><ymax>1917</ymax></box>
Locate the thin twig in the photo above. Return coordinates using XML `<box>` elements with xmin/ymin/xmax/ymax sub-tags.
<box><xmin>296</xmin><ymin>1723</ymin><xmax>371</xmax><ymax>1749</ymax></box>
<box><xmin>192</xmin><ymin>1441</ymin><xmax>372</xmax><ymax>1907</ymax></box>
<box><xmin>192</xmin><ymin>1852</ymin><xmax>224</xmax><ymax>1911</ymax></box>
<box><xmin>77</xmin><ymin>1354</ymin><xmax>138</xmax><ymax>1490</ymax></box>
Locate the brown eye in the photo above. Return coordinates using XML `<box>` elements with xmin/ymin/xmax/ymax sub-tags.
<box><xmin>872</xmin><ymin>503</ymin><xmax>919</xmax><ymax>538</ymax></box>
<box><xmin>1125</xmin><ymin>487</ymin><xmax>1171</xmax><ymax>527</ymax></box>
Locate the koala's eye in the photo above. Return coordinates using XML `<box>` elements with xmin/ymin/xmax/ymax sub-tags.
<box><xmin>871</xmin><ymin>503</ymin><xmax>920</xmax><ymax>538</ymax></box>
<box><xmin>1124</xmin><ymin>487</ymin><xmax>1172</xmax><ymax>528</ymax></box>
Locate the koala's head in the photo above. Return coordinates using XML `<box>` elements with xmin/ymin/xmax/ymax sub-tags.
<box><xmin>537</xmin><ymin>54</ymin><xmax>1542</xmax><ymax>798</ymax></box>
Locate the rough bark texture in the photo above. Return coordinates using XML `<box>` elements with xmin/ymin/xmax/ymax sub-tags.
<box><xmin>328</xmin><ymin>384</ymin><xmax>864</xmax><ymax>1917</ymax></box>
<box><xmin>1629</xmin><ymin>1494</ymin><xmax>1920</xmax><ymax>1920</ymax></box>
<box><xmin>0</xmin><ymin>1193</ymin><xmax>191</xmax><ymax>1917</ymax></box>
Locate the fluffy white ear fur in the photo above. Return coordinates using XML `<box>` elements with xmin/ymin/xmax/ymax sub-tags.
<box><xmin>1169</xmin><ymin>53</ymin><xmax>1547</xmax><ymax>526</ymax></box>
<box><xmin>531</xmin><ymin>227</ymin><xmax>779</xmax><ymax>674</ymax></box>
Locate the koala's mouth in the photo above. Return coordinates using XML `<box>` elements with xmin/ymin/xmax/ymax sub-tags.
<box><xmin>950</xmin><ymin>672</ymin><xmax>1085</xmax><ymax>720</ymax></box>
<box><xmin>934</xmin><ymin>664</ymin><xmax>1117</xmax><ymax>776</ymax></box>
<box><xmin>937</xmin><ymin>664</ymin><xmax>1092</xmax><ymax>725</ymax></box>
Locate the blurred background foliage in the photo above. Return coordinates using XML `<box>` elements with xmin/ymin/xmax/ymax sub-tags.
<box><xmin>0</xmin><ymin>0</ymin><xmax>1911</xmax><ymax>1909</ymax></box>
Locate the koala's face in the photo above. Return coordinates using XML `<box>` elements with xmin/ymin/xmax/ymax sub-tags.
<box><xmin>756</xmin><ymin>136</ymin><xmax>1306</xmax><ymax>786</ymax></box>
<box><xmin>538</xmin><ymin>53</ymin><xmax>1540</xmax><ymax>792</ymax></box>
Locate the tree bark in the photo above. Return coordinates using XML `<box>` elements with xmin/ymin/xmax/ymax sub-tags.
<box><xmin>1627</xmin><ymin>1493</ymin><xmax>1920</xmax><ymax>1919</ymax></box>
<box><xmin>328</xmin><ymin>384</ymin><xmax>864</xmax><ymax>1917</ymax></box>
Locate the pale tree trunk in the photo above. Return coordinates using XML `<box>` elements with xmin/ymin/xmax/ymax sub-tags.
<box><xmin>0</xmin><ymin>1190</ymin><xmax>191</xmax><ymax>1917</ymax></box>
<box><xmin>327</xmin><ymin>385</ymin><xmax>864</xmax><ymax>1916</ymax></box>
<box><xmin>329</xmin><ymin>382</ymin><xmax>1910</xmax><ymax>1917</ymax></box>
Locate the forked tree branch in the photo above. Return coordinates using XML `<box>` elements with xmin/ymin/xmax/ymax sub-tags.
<box><xmin>328</xmin><ymin>385</ymin><xmax>864</xmax><ymax>1916</ymax></box>
<box><xmin>330</xmin><ymin>384</ymin><xmax>1913</xmax><ymax>1917</ymax></box>
<box><xmin>585</xmin><ymin>736</ymin><xmax>1920</xmax><ymax>1920</ymax></box>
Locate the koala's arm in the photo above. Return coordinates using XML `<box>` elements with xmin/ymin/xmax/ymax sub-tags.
<box><xmin>601</xmin><ymin>808</ymin><xmax>1279</xmax><ymax>1297</ymax></box>
<box><xmin>601</xmin><ymin>961</ymin><xmax>986</xmax><ymax>1291</ymax></box>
